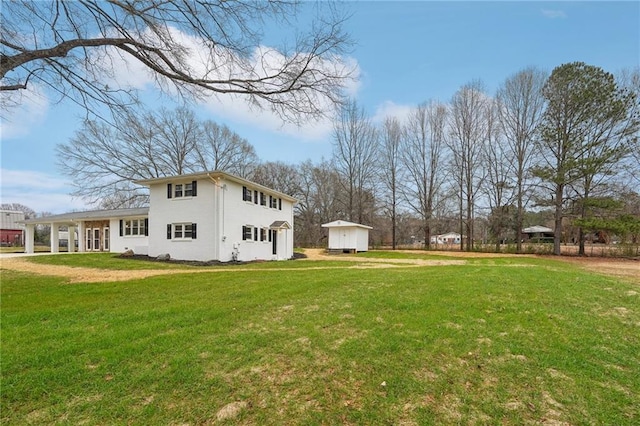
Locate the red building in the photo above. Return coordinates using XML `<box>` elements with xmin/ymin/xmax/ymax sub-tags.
<box><xmin>1</xmin><ymin>210</ymin><xmax>25</xmax><ymax>246</ymax></box>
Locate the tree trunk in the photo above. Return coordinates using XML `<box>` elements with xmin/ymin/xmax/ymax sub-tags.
<box><xmin>553</xmin><ymin>184</ymin><xmax>563</xmax><ymax>255</ymax></box>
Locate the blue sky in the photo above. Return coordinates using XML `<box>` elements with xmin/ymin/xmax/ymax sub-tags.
<box><xmin>1</xmin><ymin>1</ymin><xmax>639</xmax><ymax>214</ymax></box>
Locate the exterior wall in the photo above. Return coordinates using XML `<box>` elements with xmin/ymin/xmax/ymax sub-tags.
<box><xmin>0</xmin><ymin>229</ymin><xmax>24</xmax><ymax>246</ymax></box>
<box><xmin>109</xmin><ymin>218</ymin><xmax>149</xmax><ymax>254</ymax></box>
<box><xmin>356</xmin><ymin>228</ymin><xmax>369</xmax><ymax>252</ymax></box>
<box><xmin>148</xmin><ymin>177</ymin><xmax>218</xmax><ymax>261</ymax></box>
<box><xmin>147</xmin><ymin>175</ymin><xmax>294</xmax><ymax>262</ymax></box>
<box><xmin>219</xmin><ymin>177</ymin><xmax>294</xmax><ymax>262</ymax></box>
<box><xmin>328</xmin><ymin>227</ymin><xmax>356</xmax><ymax>250</ymax></box>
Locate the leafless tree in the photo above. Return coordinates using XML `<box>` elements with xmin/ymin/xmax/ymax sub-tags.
<box><xmin>482</xmin><ymin>98</ymin><xmax>516</xmax><ymax>251</ymax></box>
<box><xmin>1</xmin><ymin>1</ymin><xmax>354</xmax><ymax>121</ymax></box>
<box><xmin>448</xmin><ymin>81</ymin><xmax>489</xmax><ymax>251</ymax></box>
<box><xmin>379</xmin><ymin>117</ymin><xmax>403</xmax><ymax>248</ymax></box>
<box><xmin>495</xmin><ymin>67</ymin><xmax>547</xmax><ymax>252</ymax></box>
<box><xmin>194</xmin><ymin>121</ymin><xmax>259</xmax><ymax>178</ymax></box>
<box><xmin>0</xmin><ymin>203</ymin><xmax>36</xmax><ymax>219</ymax></box>
<box><xmin>250</xmin><ymin>161</ymin><xmax>300</xmax><ymax>197</ymax></box>
<box><xmin>401</xmin><ymin>101</ymin><xmax>447</xmax><ymax>249</ymax></box>
<box><xmin>56</xmin><ymin>106</ymin><xmax>257</xmax><ymax>207</ymax></box>
<box><xmin>332</xmin><ymin>99</ymin><xmax>378</xmax><ymax>224</ymax></box>
<box><xmin>295</xmin><ymin>159</ymin><xmax>342</xmax><ymax>247</ymax></box>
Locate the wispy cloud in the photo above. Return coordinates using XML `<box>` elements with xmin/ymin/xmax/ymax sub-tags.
<box><xmin>101</xmin><ymin>27</ymin><xmax>361</xmax><ymax>143</ymax></box>
<box><xmin>541</xmin><ymin>9</ymin><xmax>567</xmax><ymax>19</ymax></box>
<box><xmin>0</xmin><ymin>169</ymin><xmax>88</xmax><ymax>214</ymax></box>
<box><xmin>0</xmin><ymin>84</ymin><xmax>49</xmax><ymax>139</ymax></box>
<box><xmin>372</xmin><ymin>101</ymin><xmax>414</xmax><ymax>125</ymax></box>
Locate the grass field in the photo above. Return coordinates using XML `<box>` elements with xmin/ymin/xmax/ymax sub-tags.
<box><xmin>1</xmin><ymin>252</ymin><xmax>639</xmax><ymax>425</ymax></box>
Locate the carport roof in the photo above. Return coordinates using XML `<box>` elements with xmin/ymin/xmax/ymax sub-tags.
<box><xmin>21</xmin><ymin>208</ymin><xmax>149</xmax><ymax>225</ymax></box>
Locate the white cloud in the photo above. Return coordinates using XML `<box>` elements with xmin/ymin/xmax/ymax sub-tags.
<box><xmin>101</xmin><ymin>27</ymin><xmax>361</xmax><ymax>143</ymax></box>
<box><xmin>0</xmin><ymin>169</ymin><xmax>88</xmax><ymax>214</ymax></box>
<box><xmin>541</xmin><ymin>9</ymin><xmax>567</xmax><ymax>19</ymax></box>
<box><xmin>372</xmin><ymin>101</ymin><xmax>414</xmax><ymax>125</ymax></box>
<box><xmin>0</xmin><ymin>84</ymin><xmax>49</xmax><ymax>140</ymax></box>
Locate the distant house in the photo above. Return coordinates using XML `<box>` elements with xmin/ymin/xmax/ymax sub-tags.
<box><xmin>22</xmin><ymin>171</ymin><xmax>295</xmax><ymax>262</ymax></box>
<box><xmin>430</xmin><ymin>232</ymin><xmax>461</xmax><ymax>245</ymax></box>
<box><xmin>0</xmin><ymin>210</ymin><xmax>25</xmax><ymax>246</ymax></box>
<box><xmin>321</xmin><ymin>220</ymin><xmax>372</xmax><ymax>253</ymax></box>
<box><xmin>521</xmin><ymin>225</ymin><xmax>554</xmax><ymax>243</ymax></box>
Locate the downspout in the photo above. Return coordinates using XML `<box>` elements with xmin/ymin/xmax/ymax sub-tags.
<box><xmin>207</xmin><ymin>173</ymin><xmax>226</xmax><ymax>260</ymax></box>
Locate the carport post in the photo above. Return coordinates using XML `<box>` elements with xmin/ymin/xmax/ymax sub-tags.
<box><xmin>25</xmin><ymin>224</ymin><xmax>35</xmax><ymax>254</ymax></box>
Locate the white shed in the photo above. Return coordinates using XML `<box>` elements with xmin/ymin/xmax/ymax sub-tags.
<box><xmin>321</xmin><ymin>220</ymin><xmax>373</xmax><ymax>253</ymax></box>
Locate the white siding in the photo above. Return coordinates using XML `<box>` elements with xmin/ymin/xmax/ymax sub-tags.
<box><xmin>220</xmin><ymin>177</ymin><xmax>294</xmax><ymax>262</ymax></box>
<box><xmin>147</xmin><ymin>175</ymin><xmax>294</xmax><ymax>262</ymax></box>
<box><xmin>109</xmin><ymin>218</ymin><xmax>149</xmax><ymax>254</ymax></box>
<box><xmin>327</xmin><ymin>226</ymin><xmax>369</xmax><ymax>252</ymax></box>
<box><xmin>148</xmin><ymin>178</ymin><xmax>218</xmax><ymax>261</ymax></box>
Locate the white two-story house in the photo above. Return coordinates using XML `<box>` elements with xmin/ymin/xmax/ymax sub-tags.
<box><xmin>22</xmin><ymin>171</ymin><xmax>295</xmax><ymax>262</ymax></box>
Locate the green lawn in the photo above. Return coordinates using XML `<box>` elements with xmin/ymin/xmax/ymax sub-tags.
<box><xmin>1</xmin><ymin>254</ymin><xmax>638</xmax><ymax>425</ymax></box>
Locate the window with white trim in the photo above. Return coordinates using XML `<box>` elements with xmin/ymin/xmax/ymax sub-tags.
<box><xmin>167</xmin><ymin>223</ymin><xmax>197</xmax><ymax>240</ymax></box>
<box><xmin>120</xmin><ymin>218</ymin><xmax>148</xmax><ymax>236</ymax></box>
<box><xmin>260</xmin><ymin>192</ymin><xmax>266</xmax><ymax>206</ymax></box>
<box><xmin>269</xmin><ymin>195</ymin><xmax>278</xmax><ymax>209</ymax></box>
<box><xmin>242</xmin><ymin>225</ymin><xmax>254</xmax><ymax>241</ymax></box>
<box><xmin>242</xmin><ymin>186</ymin><xmax>253</xmax><ymax>202</ymax></box>
<box><xmin>167</xmin><ymin>181</ymin><xmax>198</xmax><ymax>198</ymax></box>
<box><xmin>260</xmin><ymin>227</ymin><xmax>268</xmax><ymax>242</ymax></box>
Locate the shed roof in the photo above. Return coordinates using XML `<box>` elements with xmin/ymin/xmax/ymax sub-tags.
<box><xmin>22</xmin><ymin>208</ymin><xmax>149</xmax><ymax>225</ymax></box>
<box><xmin>522</xmin><ymin>225</ymin><xmax>553</xmax><ymax>234</ymax></box>
<box><xmin>321</xmin><ymin>220</ymin><xmax>373</xmax><ymax>230</ymax></box>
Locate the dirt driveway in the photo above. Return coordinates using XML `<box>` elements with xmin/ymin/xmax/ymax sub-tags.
<box><xmin>1</xmin><ymin>250</ymin><xmax>638</xmax><ymax>284</ymax></box>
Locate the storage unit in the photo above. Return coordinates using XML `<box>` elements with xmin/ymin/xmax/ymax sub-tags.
<box><xmin>321</xmin><ymin>220</ymin><xmax>372</xmax><ymax>253</ymax></box>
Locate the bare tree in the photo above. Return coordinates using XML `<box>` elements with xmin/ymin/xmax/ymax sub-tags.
<box><xmin>448</xmin><ymin>81</ymin><xmax>489</xmax><ymax>251</ymax></box>
<box><xmin>250</xmin><ymin>161</ymin><xmax>300</xmax><ymax>197</ymax></box>
<box><xmin>194</xmin><ymin>121</ymin><xmax>259</xmax><ymax>178</ymax></box>
<box><xmin>56</xmin><ymin>106</ymin><xmax>256</xmax><ymax>207</ymax></box>
<box><xmin>1</xmin><ymin>1</ymin><xmax>353</xmax><ymax>121</ymax></box>
<box><xmin>482</xmin><ymin>98</ymin><xmax>516</xmax><ymax>251</ymax></box>
<box><xmin>379</xmin><ymin>117</ymin><xmax>403</xmax><ymax>248</ymax></box>
<box><xmin>0</xmin><ymin>203</ymin><xmax>36</xmax><ymax>219</ymax></box>
<box><xmin>495</xmin><ymin>67</ymin><xmax>547</xmax><ymax>252</ymax></box>
<box><xmin>295</xmin><ymin>159</ymin><xmax>342</xmax><ymax>247</ymax></box>
<box><xmin>401</xmin><ymin>101</ymin><xmax>447</xmax><ymax>249</ymax></box>
<box><xmin>332</xmin><ymin>99</ymin><xmax>378</xmax><ymax>224</ymax></box>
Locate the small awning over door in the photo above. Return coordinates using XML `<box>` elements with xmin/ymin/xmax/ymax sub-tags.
<box><xmin>269</xmin><ymin>221</ymin><xmax>291</xmax><ymax>230</ymax></box>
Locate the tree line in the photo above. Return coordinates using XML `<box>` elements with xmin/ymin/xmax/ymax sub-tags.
<box><xmin>56</xmin><ymin>62</ymin><xmax>639</xmax><ymax>255</ymax></box>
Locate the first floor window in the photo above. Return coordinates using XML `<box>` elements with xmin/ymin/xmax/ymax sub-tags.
<box><xmin>167</xmin><ymin>223</ymin><xmax>197</xmax><ymax>240</ymax></box>
<box><xmin>121</xmin><ymin>219</ymin><xmax>147</xmax><ymax>236</ymax></box>
<box><xmin>242</xmin><ymin>225</ymin><xmax>253</xmax><ymax>241</ymax></box>
<box><xmin>260</xmin><ymin>227</ymin><xmax>268</xmax><ymax>241</ymax></box>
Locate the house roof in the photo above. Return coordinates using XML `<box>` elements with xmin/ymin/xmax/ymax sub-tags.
<box><xmin>321</xmin><ymin>220</ymin><xmax>373</xmax><ymax>230</ymax></box>
<box><xmin>522</xmin><ymin>225</ymin><xmax>553</xmax><ymax>234</ymax></box>
<box><xmin>133</xmin><ymin>170</ymin><xmax>297</xmax><ymax>203</ymax></box>
<box><xmin>22</xmin><ymin>208</ymin><xmax>149</xmax><ymax>225</ymax></box>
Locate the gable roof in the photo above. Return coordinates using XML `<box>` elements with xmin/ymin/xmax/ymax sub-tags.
<box><xmin>321</xmin><ymin>220</ymin><xmax>373</xmax><ymax>230</ymax></box>
<box><xmin>22</xmin><ymin>208</ymin><xmax>149</xmax><ymax>225</ymax></box>
<box><xmin>270</xmin><ymin>221</ymin><xmax>291</xmax><ymax>230</ymax></box>
<box><xmin>134</xmin><ymin>170</ymin><xmax>297</xmax><ymax>203</ymax></box>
